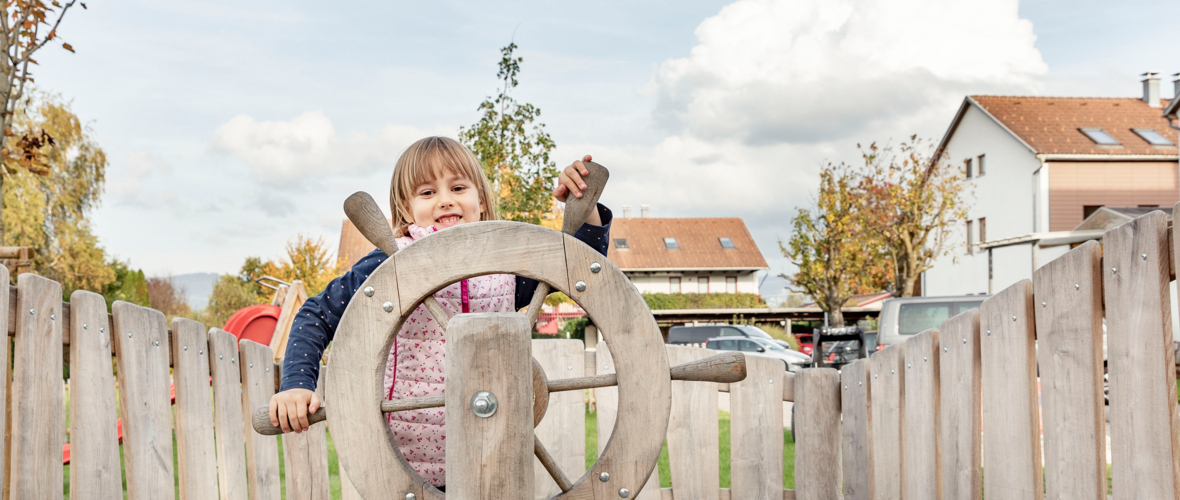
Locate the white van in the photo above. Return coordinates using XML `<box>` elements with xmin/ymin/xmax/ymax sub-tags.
<box><xmin>876</xmin><ymin>295</ymin><xmax>989</xmax><ymax>348</ymax></box>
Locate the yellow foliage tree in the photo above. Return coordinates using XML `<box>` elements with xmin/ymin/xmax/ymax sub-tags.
<box><xmin>259</xmin><ymin>234</ymin><xmax>345</xmax><ymax>297</ymax></box>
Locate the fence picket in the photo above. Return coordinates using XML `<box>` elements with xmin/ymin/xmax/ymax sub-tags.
<box><xmin>903</xmin><ymin>329</ymin><xmax>939</xmax><ymax>500</ymax></box>
<box><xmin>869</xmin><ymin>345</ymin><xmax>904</xmax><ymax>500</ymax></box>
<box><xmin>938</xmin><ymin>309</ymin><xmax>981</xmax><ymax>500</ymax></box>
<box><xmin>171</xmin><ymin>318</ymin><xmax>220</xmax><ymax>500</ymax></box>
<box><xmin>239</xmin><ymin>339</ymin><xmax>281</xmax><ymax>500</ymax></box>
<box><xmin>10</xmin><ymin>274</ymin><xmax>62</xmax><ymax>498</ymax></box>
<box><xmin>282</xmin><ymin>367</ymin><xmax>331</xmax><ymax>500</ymax></box>
<box><xmin>532</xmin><ymin>339</ymin><xmax>587</xmax><ymax>499</ymax></box>
<box><xmin>595</xmin><ymin>341</ymin><xmax>660</xmax><ymax>499</ymax></box>
<box><xmin>979</xmin><ymin>280</ymin><xmax>1042</xmax><ymax>500</ymax></box>
<box><xmin>840</xmin><ymin>359</ymin><xmax>872</xmax><ymax>500</ymax></box>
<box><xmin>1105</xmin><ymin>211</ymin><xmax>1180</xmax><ymax>499</ymax></box>
<box><xmin>1033</xmin><ymin>240</ymin><xmax>1106</xmax><ymax>500</ymax></box>
<box><xmin>111</xmin><ymin>301</ymin><xmax>175</xmax><ymax>499</ymax></box>
<box><xmin>664</xmin><ymin>345</ymin><xmax>720</xmax><ymax>499</ymax></box>
<box><xmin>208</xmin><ymin>328</ymin><xmax>249</xmax><ymax>500</ymax></box>
<box><xmin>732</xmin><ymin>356</ymin><xmax>788</xmax><ymax>499</ymax></box>
<box><xmin>66</xmin><ymin>290</ymin><xmax>120</xmax><ymax>500</ymax></box>
<box><xmin>793</xmin><ymin>367</ymin><xmax>838</xmax><ymax>500</ymax></box>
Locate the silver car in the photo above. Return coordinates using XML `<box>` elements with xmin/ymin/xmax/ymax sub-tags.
<box><xmin>704</xmin><ymin>336</ymin><xmax>812</xmax><ymax>372</ymax></box>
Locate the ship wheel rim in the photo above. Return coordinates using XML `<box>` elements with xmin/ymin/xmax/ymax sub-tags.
<box><xmin>325</xmin><ymin>221</ymin><xmax>671</xmax><ymax>500</ymax></box>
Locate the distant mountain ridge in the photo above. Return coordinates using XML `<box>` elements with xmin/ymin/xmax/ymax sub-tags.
<box><xmin>165</xmin><ymin>272</ymin><xmax>218</xmax><ymax>311</ymax></box>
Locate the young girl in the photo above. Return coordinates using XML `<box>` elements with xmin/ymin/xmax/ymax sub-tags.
<box><xmin>268</xmin><ymin>136</ymin><xmax>612</xmax><ymax>489</ymax></box>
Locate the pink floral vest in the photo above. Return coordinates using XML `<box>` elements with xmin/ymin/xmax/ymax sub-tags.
<box><xmin>382</xmin><ymin>224</ymin><xmax>515</xmax><ymax>487</ymax></box>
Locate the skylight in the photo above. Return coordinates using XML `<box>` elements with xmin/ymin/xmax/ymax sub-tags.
<box><xmin>1079</xmin><ymin>128</ymin><xmax>1121</xmax><ymax>146</ymax></box>
<box><xmin>614</xmin><ymin>238</ymin><xmax>628</xmax><ymax>249</ymax></box>
<box><xmin>1132</xmin><ymin>128</ymin><xmax>1174</xmax><ymax>146</ymax></box>
<box><xmin>719</xmin><ymin>237</ymin><xmax>735</xmax><ymax>249</ymax></box>
<box><xmin>663</xmin><ymin>237</ymin><xmax>680</xmax><ymax>250</ymax></box>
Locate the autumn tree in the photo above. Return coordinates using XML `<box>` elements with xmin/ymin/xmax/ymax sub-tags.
<box><xmin>0</xmin><ymin>0</ymin><xmax>84</xmax><ymax>244</ymax></box>
<box><xmin>258</xmin><ymin>234</ymin><xmax>345</xmax><ymax>296</ymax></box>
<box><xmin>859</xmin><ymin>136</ymin><xmax>968</xmax><ymax>297</ymax></box>
<box><xmin>146</xmin><ymin>276</ymin><xmax>192</xmax><ymax>322</ymax></box>
<box><xmin>782</xmin><ymin>163</ymin><xmax>890</xmax><ymax>327</ymax></box>
<box><xmin>459</xmin><ymin>43</ymin><xmax>559</xmax><ymax>224</ymax></box>
<box><xmin>3</xmin><ymin>92</ymin><xmax>112</xmax><ymax>295</ymax></box>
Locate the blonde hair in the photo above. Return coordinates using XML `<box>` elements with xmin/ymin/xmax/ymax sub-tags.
<box><xmin>389</xmin><ymin>136</ymin><xmax>499</xmax><ymax>236</ymax></box>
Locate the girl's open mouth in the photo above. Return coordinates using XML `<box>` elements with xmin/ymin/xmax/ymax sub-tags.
<box><xmin>436</xmin><ymin>214</ymin><xmax>462</xmax><ymax>226</ymax></box>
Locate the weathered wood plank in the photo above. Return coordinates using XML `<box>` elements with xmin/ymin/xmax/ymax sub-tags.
<box><xmin>532</xmin><ymin>339</ymin><xmax>587</xmax><ymax>499</ymax></box>
<box><xmin>68</xmin><ymin>289</ymin><xmax>120</xmax><ymax>500</ymax></box>
<box><xmin>240</xmin><ymin>339</ymin><xmax>281</xmax><ymax>500</ymax></box>
<box><xmin>1105</xmin><ymin>211</ymin><xmax>1180</xmax><ymax>499</ymax></box>
<box><xmin>10</xmin><ymin>274</ymin><xmax>62</xmax><ymax>499</ymax></box>
<box><xmin>938</xmin><ymin>309</ymin><xmax>981</xmax><ymax>500</ymax></box>
<box><xmin>840</xmin><ymin>359</ymin><xmax>872</xmax><ymax>500</ymax></box>
<box><xmin>595</xmin><ymin>342</ymin><xmax>660</xmax><ymax>499</ymax></box>
<box><xmin>171</xmin><ymin>318</ymin><xmax>219</xmax><ymax>500</ymax></box>
<box><xmin>665</xmin><ymin>345</ymin><xmax>720</xmax><ymax>499</ymax></box>
<box><xmin>269</xmin><ymin>280</ymin><xmax>307</xmax><ymax>362</ymax></box>
<box><xmin>208</xmin><ymin>328</ymin><xmax>249</xmax><ymax>500</ymax></box>
<box><xmin>869</xmin><ymin>345</ymin><xmax>904</xmax><ymax>500</ymax></box>
<box><xmin>793</xmin><ymin>367</ymin><xmax>839</xmax><ymax>500</ymax></box>
<box><xmin>732</xmin><ymin>356</ymin><xmax>788</xmax><ymax>499</ymax></box>
<box><xmin>111</xmin><ymin>301</ymin><xmax>174</xmax><ymax>499</ymax></box>
<box><xmin>980</xmin><ymin>280</ymin><xmax>1043</xmax><ymax>500</ymax></box>
<box><xmin>445</xmin><ymin>313</ymin><xmax>534</xmax><ymax>498</ymax></box>
<box><xmin>1033</xmin><ymin>240</ymin><xmax>1106</xmax><ymax>500</ymax></box>
<box><xmin>903</xmin><ymin>329</ymin><xmax>939</xmax><ymax>500</ymax></box>
<box><xmin>281</xmin><ymin>368</ymin><xmax>330</xmax><ymax>500</ymax></box>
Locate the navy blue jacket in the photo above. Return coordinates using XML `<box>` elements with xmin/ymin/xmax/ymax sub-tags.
<box><xmin>280</xmin><ymin>205</ymin><xmax>613</xmax><ymax>392</ymax></box>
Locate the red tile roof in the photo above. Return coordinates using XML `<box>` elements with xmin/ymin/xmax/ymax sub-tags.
<box><xmin>337</xmin><ymin>218</ymin><xmax>390</xmax><ymax>270</ymax></box>
<box><xmin>606</xmin><ymin>218</ymin><xmax>768</xmax><ymax>271</ymax></box>
<box><xmin>967</xmin><ymin>96</ymin><xmax>1177</xmax><ymax>156</ymax></box>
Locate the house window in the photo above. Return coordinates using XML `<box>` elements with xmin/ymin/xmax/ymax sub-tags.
<box><xmin>1083</xmin><ymin>205</ymin><xmax>1104</xmax><ymax>220</ymax></box>
<box><xmin>977</xmin><ymin>155</ymin><xmax>985</xmax><ymax>176</ymax></box>
<box><xmin>1132</xmin><ymin>128</ymin><xmax>1174</xmax><ymax>146</ymax></box>
<box><xmin>1079</xmin><ymin>128</ymin><xmax>1121</xmax><ymax>147</ymax></box>
<box><xmin>614</xmin><ymin>238</ymin><xmax>629</xmax><ymax>249</ymax></box>
<box><xmin>669</xmin><ymin>277</ymin><xmax>681</xmax><ymax>294</ymax></box>
<box><xmin>966</xmin><ymin>220</ymin><xmax>974</xmax><ymax>254</ymax></box>
<box><xmin>978</xmin><ymin>217</ymin><xmax>987</xmax><ymax>243</ymax></box>
<box><xmin>719</xmin><ymin>237</ymin><xmax>735</xmax><ymax>249</ymax></box>
<box><xmin>699</xmin><ymin>276</ymin><xmax>709</xmax><ymax>293</ymax></box>
<box><xmin>663</xmin><ymin>237</ymin><xmax>680</xmax><ymax>250</ymax></box>
<box><xmin>965</xmin><ymin>158</ymin><xmax>973</xmax><ymax>178</ymax></box>
<box><xmin>726</xmin><ymin>276</ymin><xmax>737</xmax><ymax>293</ymax></box>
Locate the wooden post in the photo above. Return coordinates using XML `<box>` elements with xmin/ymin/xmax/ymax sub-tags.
<box><xmin>794</xmin><ymin>368</ymin><xmax>840</xmax><ymax>499</ymax></box>
<box><xmin>445</xmin><ymin>313</ymin><xmax>534</xmax><ymax>499</ymax></box>
<box><xmin>840</xmin><ymin>359</ymin><xmax>872</xmax><ymax>500</ymax></box>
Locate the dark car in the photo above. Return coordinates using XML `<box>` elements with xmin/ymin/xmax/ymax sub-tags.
<box><xmin>668</xmin><ymin>324</ymin><xmax>791</xmax><ymax>349</ymax></box>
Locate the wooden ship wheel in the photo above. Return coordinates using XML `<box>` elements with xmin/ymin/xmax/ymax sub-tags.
<box><xmin>252</xmin><ymin>162</ymin><xmax>748</xmax><ymax>499</ymax></box>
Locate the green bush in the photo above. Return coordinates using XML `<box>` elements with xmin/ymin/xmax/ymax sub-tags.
<box><xmin>642</xmin><ymin>293</ymin><xmax>766</xmax><ymax>310</ymax></box>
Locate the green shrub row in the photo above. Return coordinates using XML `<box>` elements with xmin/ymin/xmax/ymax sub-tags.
<box><xmin>642</xmin><ymin>292</ymin><xmax>766</xmax><ymax>310</ymax></box>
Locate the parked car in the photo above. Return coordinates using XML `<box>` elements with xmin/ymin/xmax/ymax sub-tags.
<box><xmin>703</xmin><ymin>336</ymin><xmax>812</xmax><ymax>372</ymax></box>
<box><xmin>669</xmin><ymin>324</ymin><xmax>791</xmax><ymax>349</ymax></box>
<box><xmin>876</xmin><ymin>295</ymin><xmax>988</xmax><ymax>349</ymax></box>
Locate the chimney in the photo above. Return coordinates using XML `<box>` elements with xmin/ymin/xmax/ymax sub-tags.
<box><xmin>622</xmin><ymin>205</ymin><xmax>631</xmax><ymax>218</ymax></box>
<box><xmin>640</xmin><ymin>204</ymin><xmax>650</xmax><ymax>218</ymax></box>
<box><xmin>1173</xmin><ymin>73</ymin><xmax>1180</xmax><ymax>100</ymax></box>
<box><xmin>1142</xmin><ymin>71</ymin><xmax>1161</xmax><ymax>107</ymax></box>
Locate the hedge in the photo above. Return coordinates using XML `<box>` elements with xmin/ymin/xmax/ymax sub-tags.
<box><xmin>642</xmin><ymin>293</ymin><xmax>766</xmax><ymax>310</ymax></box>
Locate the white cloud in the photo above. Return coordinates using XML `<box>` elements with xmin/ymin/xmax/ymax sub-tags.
<box><xmin>110</xmin><ymin>151</ymin><xmax>172</xmax><ymax>197</ymax></box>
<box><xmin>651</xmin><ymin>0</ymin><xmax>1047</xmax><ymax>145</ymax></box>
<box><xmin>211</xmin><ymin>112</ymin><xmax>453</xmax><ymax>185</ymax></box>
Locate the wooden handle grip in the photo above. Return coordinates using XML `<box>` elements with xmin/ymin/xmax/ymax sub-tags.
<box><xmin>670</xmin><ymin>352</ymin><xmax>748</xmax><ymax>384</ymax></box>
<box><xmin>251</xmin><ymin>395</ymin><xmax>447</xmax><ymax>435</ymax></box>
<box><xmin>344</xmin><ymin>191</ymin><xmax>399</xmax><ymax>256</ymax></box>
<box><xmin>561</xmin><ymin>161</ymin><xmax>610</xmax><ymax>235</ymax></box>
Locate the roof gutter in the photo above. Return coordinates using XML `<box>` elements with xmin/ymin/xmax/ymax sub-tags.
<box><xmin>1035</xmin><ymin>154</ymin><xmax>1179</xmax><ymax>162</ymax></box>
<box><xmin>978</xmin><ymin>229</ymin><xmax>1106</xmax><ymax>251</ymax></box>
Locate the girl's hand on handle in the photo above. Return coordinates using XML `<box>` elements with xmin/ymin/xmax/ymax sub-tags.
<box><xmin>555</xmin><ymin>155</ymin><xmax>593</xmax><ymax>203</ymax></box>
<box><xmin>555</xmin><ymin>155</ymin><xmax>603</xmax><ymax>226</ymax></box>
<box><xmin>269</xmin><ymin>388</ymin><xmax>321</xmax><ymax>434</ymax></box>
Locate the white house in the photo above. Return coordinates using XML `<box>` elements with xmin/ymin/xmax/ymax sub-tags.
<box><xmin>605</xmin><ymin>214</ymin><xmax>768</xmax><ymax>295</ymax></box>
<box><xmin>924</xmin><ymin>73</ymin><xmax>1180</xmax><ymax>296</ymax></box>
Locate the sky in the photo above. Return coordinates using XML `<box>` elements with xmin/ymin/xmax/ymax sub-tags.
<box><xmin>24</xmin><ymin>0</ymin><xmax>1180</xmax><ymax>300</ymax></box>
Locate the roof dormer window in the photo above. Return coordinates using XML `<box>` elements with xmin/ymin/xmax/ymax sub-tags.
<box><xmin>1079</xmin><ymin>128</ymin><xmax>1121</xmax><ymax>147</ymax></box>
<box><xmin>1132</xmin><ymin>128</ymin><xmax>1175</xmax><ymax>146</ymax></box>
<box><xmin>719</xmin><ymin>237</ymin><xmax>735</xmax><ymax>249</ymax></box>
<box><xmin>663</xmin><ymin>237</ymin><xmax>680</xmax><ymax>250</ymax></box>
<box><xmin>614</xmin><ymin>238</ymin><xmax>629</xmax><ymax>249</ymax></box>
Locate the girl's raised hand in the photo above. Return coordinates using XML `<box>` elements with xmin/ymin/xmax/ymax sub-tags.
<box><xmin>555</xmin><ymin>155</ymin><xmax>593</xmax><ymax>203</ymax></box>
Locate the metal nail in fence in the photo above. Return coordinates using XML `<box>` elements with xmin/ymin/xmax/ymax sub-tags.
<box><xmin>1042</xmin><ymin>301</ymin><xmax>1046</xmax><ymax>308</ymax></box>
<box><xmin>986</xmin><ymin>330</ymin><xmax>991</xmax><ymax>336</ymax></box>
<box><xmin>28</xmin><ymin>309</ymin><xmax>33</xmax><ymax>315</ymax></box>
<box><xmin>406</xmin><ymin>494</ymin><xmax>416</xmax><ymax>500</ymax></box>
<box><xmin>363</xmin><ymin>286</ymin><xmax>374</xmax><ymax>297</ymax></box>
<box><xmin>575</xmin><ymin>281</ymin><xmax>587</xmax><ymax>292</ymax></box>
<box><xmin>83</xmin><ymin>323</ymin><xmax>88</xmax><ymax>330</ymax></box>
<box><xmin>382</xmin><ymin>302</ymin><xmax>394</xmax><ymax>312</ymax></box>
<box><xmin>1142</xmin><ymin>253</ymin><xmax>1148</xmax><ymax>260</ymax></box>
<box><xmin>619</xmin><ymin>488</ymin><xmax>631</xmax><ymax>498</ymax></box>
<box><xmin>590</xmin><ymin>262</ymin><xmax>602</xmax><ymax>273</ymax></box>
<box><xmin>1112</xmin><ymin>267</ymin><xmax>1118</xmax><ymax>274</ymax></box>
<box><xmin>1075</xmin><ymin>283</ymin><xmax>1080</xmax><ymax>290</ymax></box>
<box><xmin>50</xmin><ymin>314</ymin><xmax>55</xmax><ymax>321</ymax></box>
<box><xmin>600</xmin><ymin>472</ymin><xmax>610</xmax><ymax>482</ymax></box>
<box><xmin>1012</xmin><ymin>315</ymin><xmax>1017</xmax><ymax>322</ymax></box>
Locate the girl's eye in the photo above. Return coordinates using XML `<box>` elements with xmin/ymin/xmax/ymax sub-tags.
<box><xmin>453</xmin><ymin>185</ymin><xmax>467</xmax><ymax>192</ymax></box>
<box><xmin>419</xmin><ymin>190</ymin><xmax>434</xmax><ymax>197</ymax></box>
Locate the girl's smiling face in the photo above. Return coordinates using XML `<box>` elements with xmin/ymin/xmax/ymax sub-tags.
<box><xmin>407</xmin><ymin>168</ymin><xmax>485</xmax><ymax>230</ymax></box>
